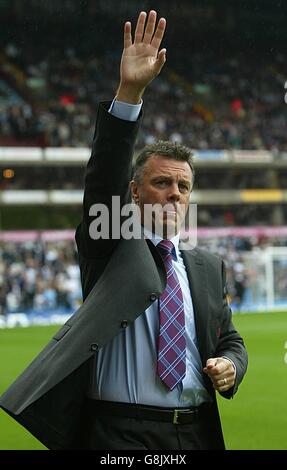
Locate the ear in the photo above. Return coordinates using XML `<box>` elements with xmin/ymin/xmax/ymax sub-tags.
<box><xmin>130</xmin><ymin>180</ymin><xmax>139</xmax><ymax>204</ymax></box>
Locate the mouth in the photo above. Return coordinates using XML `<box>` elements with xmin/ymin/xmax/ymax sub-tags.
<box><xmin>161</xmin><ymin>209</ymin><xmax>178</xmax><ymax>224</ymax></box>
<box><xmin>162</xmin><ymin>203</ymin><xmax>178</xmax><ymax>214</ymax></box>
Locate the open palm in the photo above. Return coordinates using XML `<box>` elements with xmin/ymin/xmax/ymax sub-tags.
<box><xmin>120</xmin><ymin>11</ymin><xmax>166</xmax><ymax>92</ymax></box>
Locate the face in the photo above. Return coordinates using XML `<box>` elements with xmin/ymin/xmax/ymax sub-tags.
<box><xmin>130</xmin><ymin>155</ymin><xmax>193</xmax><ymax>238</ymax></box>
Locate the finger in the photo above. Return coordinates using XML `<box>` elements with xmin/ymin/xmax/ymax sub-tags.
<box><xmin>214</xmin><ymin>372</ymin><xmax>235</xmax><ymax>386</ymax></box>
<box><xmin>204</xmin><ymin>358</ymin><xmax>218</xmax><ymax>370</ymax></box>
<box><xmin>216</xmin><ymin>360</ymin><xmax>235</xmax><ymax>376</ymax></box>
<box><xmin>203</xmin><ymin>365</ymin><xmax>215</xmax><ymax>375</ymax></box>
<box><xmin>134</xmin><ymin>11</ymin><xmax>147</xmax><ymax>44</ymax></box>
<box><xmin>151</xmin><ymin>17</ymin><xmax>166</xmax><ymax>51</ymax></box>
<box><xmin>214</xmin><ymin>382</ymin><xmax>231</xmax><ymax>392</ymax></box>
<box><xmin>203</xmin><ymin>367</ymin><xmax>218</xmax><ymax>378</ymax></box>
<box><xmin>207</xmin><ymin>361</ymin><xmax>226</xmax><ymax>375</ymax></box>
<box><xmin>154</xmin><ymin>48</ymin><xmax>166</xmax><ymax>74</ymax></box>
<box><xmin>143</xmin><ymin>10</ymin><xmax>157</xmax><ymax>44</ymax></box>
<box><xmin>124</xmin><ymin>22</ymin><xmax>132</xmax><ymax>49</ymax></box>
<box><xmin>214</xmin><ymin>377</ymin><xmax>227</xmax><ymax>389</ymax></box>
<box><xmin>211</xmin><ymin>366</ymin><xmax>235</xmax><ymax>381</ymax></box>
<box><xmin>204</xmin><ymin>366</ymin><xmax>233</xmax><ymax>381</ymax></box>
<box><xmin>213</xmin><ymin>377</ymin><xmax>234</xmax><ymax>392</ymax></box>
<box><xmin>213</xmin><ymin>374</ymin><xmax>235</xmax><ymax>385</ymax></box>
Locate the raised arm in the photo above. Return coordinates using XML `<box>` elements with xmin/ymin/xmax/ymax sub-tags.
<box><xmin>76</xmin><ymin>11</ymin><xmax>167</xmax><ymax>278</ymax></box>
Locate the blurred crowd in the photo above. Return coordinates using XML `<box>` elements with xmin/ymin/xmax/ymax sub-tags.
<box><xmin>198</xmin><ymin>234</ymin><xmax>287</xmax><ymax>310</ymax></box>
<box><xmin>0</xmin><ymin>239</ymin><xmax>82</xmax><ymax>316</ymax></box>
<box><xmin>1</xmin><ymin>235</ymin><xmax>287</xmax><ymax>316</ymax></box>
<box><xmin>0</xmin><ymin>34</ymin><xmax>286</xmax><ymax>151</ymax></box>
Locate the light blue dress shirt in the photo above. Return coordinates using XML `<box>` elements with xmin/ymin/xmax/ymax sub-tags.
<box><xmin>89</xmin><ymin>101</ymin><xmax>212</xmax><ymax>406</ymax></box>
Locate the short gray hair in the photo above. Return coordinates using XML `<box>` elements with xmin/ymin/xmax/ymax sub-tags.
<box><xmin>133</xmin><ymin>140</ymin><xmax>194</xmax><ymax>184</ymax></box>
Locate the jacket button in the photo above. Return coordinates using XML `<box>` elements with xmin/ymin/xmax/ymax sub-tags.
<box><xmin>121</xmin><ymin>320</ymin><xmax>128</xmax><ymax>328</ymax></box>
<box><xmin>90</xmin><ymin>343</ymin><xmax>99</xmax><ymax>352</ymax></box>
<box><xmin>150</xmin><ymin>293</ymin><xmax>158</xmax><ymax>302</ymax></box>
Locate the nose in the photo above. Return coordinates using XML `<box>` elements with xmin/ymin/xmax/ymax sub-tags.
<box><xmin>167</xmin><ymin>183</ymin><xmax>181</xmax><ymax>201</ymax></box>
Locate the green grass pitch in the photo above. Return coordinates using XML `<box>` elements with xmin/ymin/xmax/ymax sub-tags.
<box><xmin>0</xmin><ymin>312</ymin><xmax>287</xmax><ymax>450</ymax></box>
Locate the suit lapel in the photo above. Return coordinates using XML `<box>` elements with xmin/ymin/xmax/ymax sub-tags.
<box><xmin>181</xmin><ymin>248</ymin><xmax>209</xmax><ymax>363</ymax></box>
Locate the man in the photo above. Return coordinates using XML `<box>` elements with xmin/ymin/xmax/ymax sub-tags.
<box><xmin>0</xmin><ymin>11</ymin><xmax>247</xmax><ymax>450</ymax></box>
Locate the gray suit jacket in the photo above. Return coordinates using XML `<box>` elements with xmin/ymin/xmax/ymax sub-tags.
<box><xmin>0</xmin><ymin>103</ymin><xmax>248</xmax><ymax>450</ymax></box>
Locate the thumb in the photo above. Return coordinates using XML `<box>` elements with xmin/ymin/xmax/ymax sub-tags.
<box><xmin>155</xmin><ymin>48</ymin><xmax>167</xmax><ymax>74</ymax></box>
<box><xmin>205</xmin><ymin>358</ymin><xmax>218</xmax><ymax>369</ymax></box>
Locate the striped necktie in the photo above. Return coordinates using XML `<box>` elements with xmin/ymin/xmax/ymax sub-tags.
<box><xmin>156</xmin><ymin>240</ymin><xmax>186</xmax><ymax>390</ymax></box>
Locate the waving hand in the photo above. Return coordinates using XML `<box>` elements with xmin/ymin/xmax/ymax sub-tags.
<box><xmin>116</xmin><ymin>10</ymin><xmax>167</xmax><ymax>104</ymax></box>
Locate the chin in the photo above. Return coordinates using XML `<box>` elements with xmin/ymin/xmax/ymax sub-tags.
<box><xmin>162</xmin><ymin>222</ymin><xmax>180</xmax><ymax>239</ymax></box>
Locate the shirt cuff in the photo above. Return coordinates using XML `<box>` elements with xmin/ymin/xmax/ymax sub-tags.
<box><xmin>108</xmin><ymin>98</ymin><xmax>142</xmax><ymax>122</ymax></box>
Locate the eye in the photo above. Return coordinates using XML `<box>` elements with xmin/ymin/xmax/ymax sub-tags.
<box><xmin>155</xmin><ymin>180</ymin><xmax>168</xmax><ymax>187</ymax></box>
<box><xmin>179</xmin><ymin>183</ymin><xmax>189</xmax><ymax>193</ymax></box>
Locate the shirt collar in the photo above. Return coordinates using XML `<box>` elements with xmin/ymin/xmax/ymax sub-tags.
<box><xmin>143</xmin><ymin>227</ymin><xmax>180</xmax><ymax>261</ymax></box>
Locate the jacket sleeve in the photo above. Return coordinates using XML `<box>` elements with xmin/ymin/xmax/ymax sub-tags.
<box><xmin>216</xmin><ymin>261</ymin><xmax>248</xmax><ymax>399</ymax></box>
<box><xmin>75</xmin><ymin>101</ymin><xmax>142</xmax><ymax>260</ymax></box>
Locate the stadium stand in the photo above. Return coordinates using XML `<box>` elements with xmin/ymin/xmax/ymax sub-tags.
<box><xmin>0</xmin><ymin>0</ymin><xmax>287</xmax><ymax>319</ymax></box>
